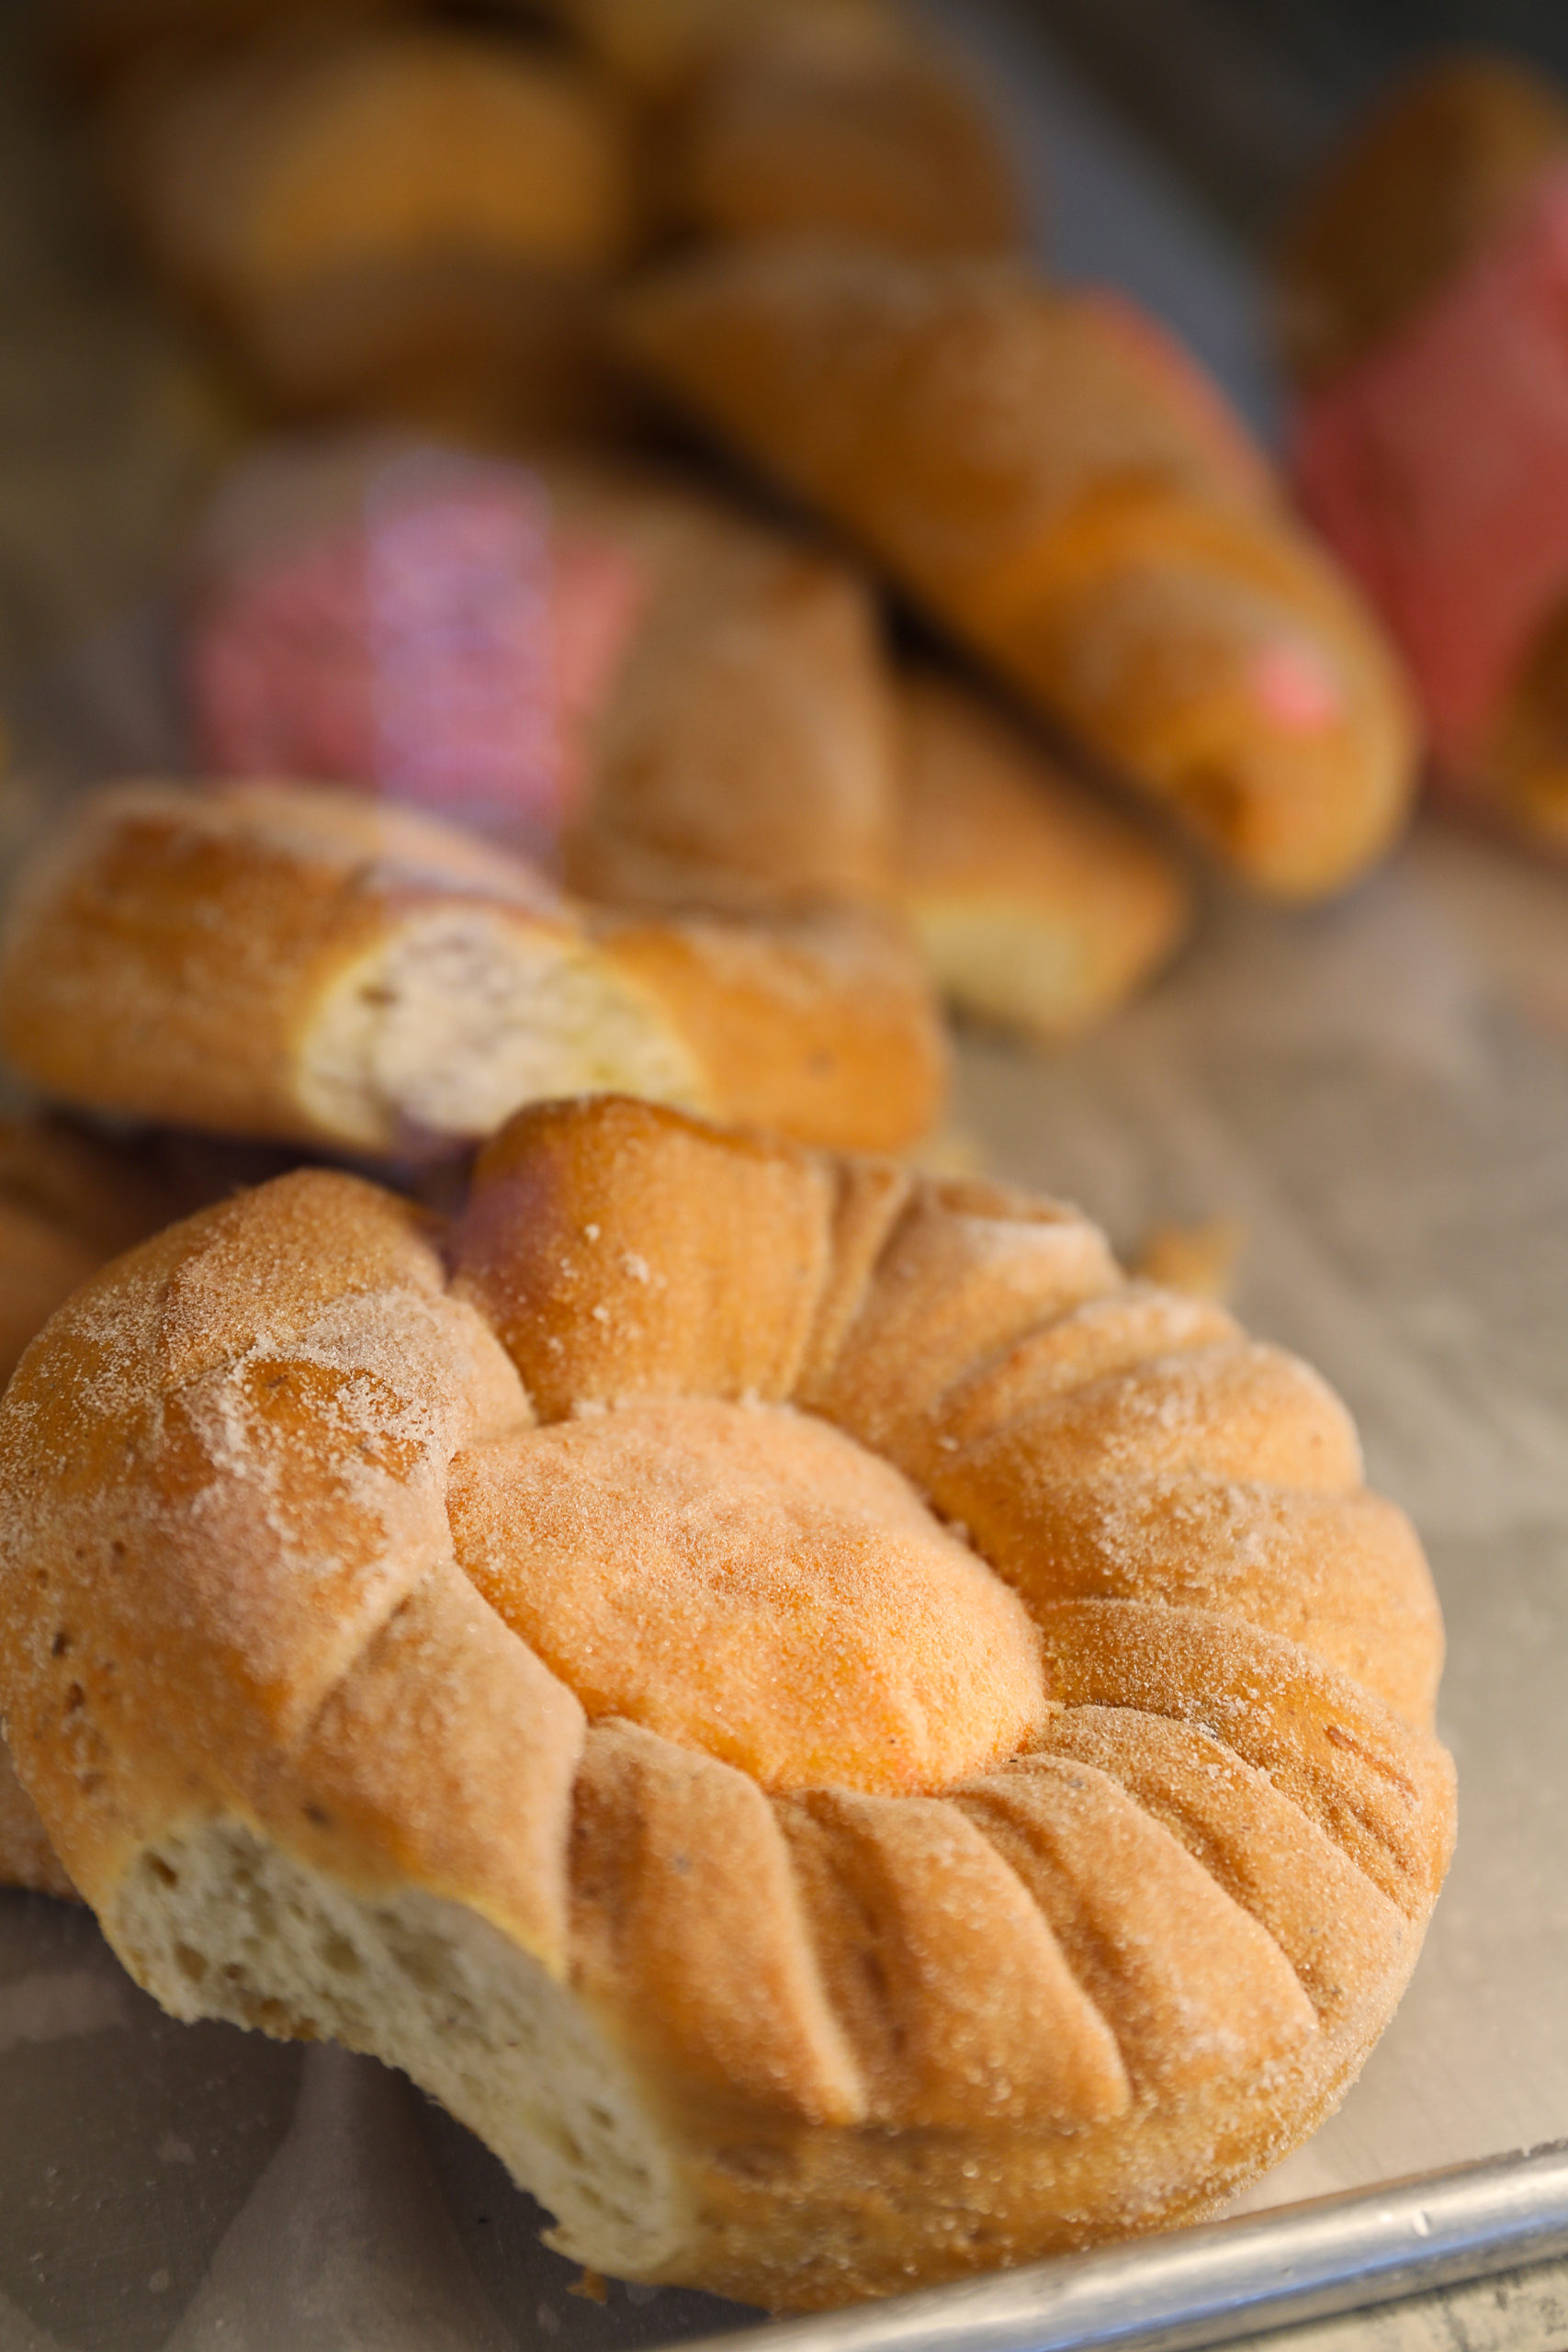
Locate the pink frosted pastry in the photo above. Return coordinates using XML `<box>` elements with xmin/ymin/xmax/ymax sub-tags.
<box><xmin>184</xmin><ymin>433</ymin><xmax>904</xmax><ymax>912</ymax></box>
<box><xmin>1294</xmin><ymin>163</ymin><xmax>1568</xmax><ymax>768</ymax></box>
<box><xmin>190</xmin><ymin>448</ymin><xmax>647</xmax><ymax>852</ymax></box>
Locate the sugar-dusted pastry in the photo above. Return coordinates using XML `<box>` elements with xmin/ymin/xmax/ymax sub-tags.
<box><xmin>55</xmin><ymin>0</ymin><xmax>392</xmax><ymax>91</ymax></box>
<box><xmin>895</xmin><ymin>671</ymin><xmax>1190</xmax><ymax>1041</ymax></box>
<box><xmin>0</xmin><ymin>1094</ymin><xmax>1452</xmax><ymax>2305</ymax></box>
<box><xmin>98</xmin><ymin>23</ymin><xmax>640</xmax><ymax>433</ymax></box>
<box><xmin>540</xmin><ymin>0</ymin><xmax>898</xmax><ymax>106</ymax></box>
<box><xmin>0</xmin><ymin>782</ymin><xmax>945</xmax><ymax>1156</ymax></box>
<box><xmin>615</xmin><ymin>245</ymin><xmax>1420</xmax><ymax>899</ymax></box>
<box><xmin>659</xmin><ymin>9</ymin><xmax>1024</xmax><ymax>256</ymax></box>
<box><xmin>1280</xmin><ymin>57</ymin><xmax>1568</xmax><ymax>854</ymax></box>
<box><xmin>0</xmin><ymin>1115</ymin><xmax>225</xmax><ymax>1903</ymax></box>
<box><xmin>186</xmin><ymin>432</ymin><xmax>901</xmax><ymax>915</ymax></box>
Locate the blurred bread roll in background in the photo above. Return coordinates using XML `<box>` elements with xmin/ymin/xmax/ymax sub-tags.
<box><xmin>96</xmin><ymin>20</ymin><xmax>641</xmax><ymax>435</ymax></box>
<box><xmin>615</xmin><ymin>244</ymin><xmax>1419</xmax><ymax>899</ymax></box>
<box><xmin>896</xmin><ymin>670</ymin><xmax>1190</xmax><ymax>1042</ymax></box>
<box><xmin>0</xmin><ymin>782</ymin><xmax>946</xmax><ymax>1156</ymax></box>
<box><xmin>185</xmin><ymin>432</ymin><xmax>902</xmax><ymax>919</ymax></box>
<box><xmin>1280</xmin><ymin>54</ymin><xmax>1568</xmax><ymax>859</ymax></box>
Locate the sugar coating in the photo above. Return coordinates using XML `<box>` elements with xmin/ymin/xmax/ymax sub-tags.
<box><xmin>449</xmin><ymin>1396</ymin><xmax>1045</xmax><ymax>1793</ymax></box>
<box><xmin>0</xmin><ymin>1102</ymin><xmax>1456</xmax><ymax>2309</ymax></box>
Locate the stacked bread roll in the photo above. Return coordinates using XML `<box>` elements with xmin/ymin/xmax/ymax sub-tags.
<box><xmin>58</xmin><ymin>0</ymin><xmax>1424</xmax><ymax>1007</ymax></box>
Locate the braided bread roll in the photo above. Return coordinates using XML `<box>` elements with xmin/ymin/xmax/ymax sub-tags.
<box><xmin>615</xmin><ymin>245</ymin><xmax>1419</xmax><ymax>899</ymax></box>
<box><xmin>0</xmin><ymin>1095</ymin><xmax>1452</xmax><ymax>2306</ymax></box>
<box><xmin>0</xmin><ymin>783</ymin><xmax>946</xmax><ymax>1156</ymax></box>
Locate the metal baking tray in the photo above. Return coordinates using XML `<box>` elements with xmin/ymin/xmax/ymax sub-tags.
<box><xmin>6</xmin><ymin>6</ymin><xmax>1568</xmax><ymax>2346</ymax></box>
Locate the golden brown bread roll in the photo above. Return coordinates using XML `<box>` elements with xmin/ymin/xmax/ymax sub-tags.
<box><xmin>0</xmin><ymin>1117</ymin><xmax>186</xmax><ymax>1386</ymax></box>
<box><xmin>615</xmin><ymin>245</ymin><xmax>1420</xmax><ymax>899</ymax></box>
<box><xmin>55</xmin><ymin>0</ymin><xmax>396</xmax><ymax>92</ymax></box>
<box><xmin>99</xmin><ymin>22</ymin><xmax>640</xmax><ymax>434</ymax></box>
<box><xmin>658</xmin><ymin>8</ymin><xmax>1025</xmax><ymax>257</ymax></box>
<box><xmin>0</xmin><ymin>781</ymin><xmax>945</xmax><ymax>1156</ymax></box>
<box><xmin>0</xmin><ymin>1094</ymin><xmax>1452</xmax><ymax>2304</ymax></box>
<box><xmin>895</xmin><ymin>670</ymin><xmax>1191</xmax><ymax>1040</ymax></box>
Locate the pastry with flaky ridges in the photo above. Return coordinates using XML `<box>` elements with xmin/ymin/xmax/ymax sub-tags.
<box><xmin>0</xmin><ymin>1093</ymin><xmax>1452</xmax><ymax>2308</ymax></box>
<box><xmin>615</xmin><ymin>243</ymin><xmax>1419</xmax><ymax>900</ymax></box>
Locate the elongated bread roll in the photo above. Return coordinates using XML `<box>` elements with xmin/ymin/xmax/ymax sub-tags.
<box><xmin>896</xmin><ymin>671</ymin><xmax>1190</xmax><ymax>1040</ymax></box>
<box><xmin>0</xmin><ymin>1095</ymin><xmax>1452</xmax><ymax>2305</ymax></box>
<box><xmin>615</xmin><ymin>245</ymin><xmax>1419</xmax><ymax>899</ymax></box>
<box><xmin>0</xmin><ymin>782</ymin><xmax>945</xmax><ymax>1156</ymax></box>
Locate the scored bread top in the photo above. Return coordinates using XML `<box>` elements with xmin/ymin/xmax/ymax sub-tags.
<box><xmin>0</xmin><ymin>1096</ymin><xmax>1453</xmax><ymax>2302</ymax></box>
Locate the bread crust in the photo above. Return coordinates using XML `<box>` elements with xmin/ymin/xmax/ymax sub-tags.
<box><xmin>0</xmin><ymin>782</ymin><xmax>945</xmax><ymax>1156</ymax></box>
<box><xmin>615</xmin><ymin>247</ymin><xmax>1419</xmax><ymax>899</ymax></box>
<box><xmin>1274</xmin><ymin>54</ymin><xmax>1568</xmax><ymax>390</ymax></box>
<box><xmin>96</xmin><ymin>22</ymin><xmax>639</xmax><ymax>422</ymax></box>
<box><xmin>0</xmin><ymin>1097</ymin><xmax>1453</xmax><ymax>2306</ymax></box>
<box><xmin>896</xmin><ymin>670</ymin><xmax>1190</xmax><ymax>1040</ymax></box>
<box><xmin>186</xmin><ymin>433</ymin><xmax>905</xmax><ymax>917</ymax></box>
<box><xmin>659</xmin><ymin>7</ymin><xmax>1025</xmax><ymax>256</ymax></box>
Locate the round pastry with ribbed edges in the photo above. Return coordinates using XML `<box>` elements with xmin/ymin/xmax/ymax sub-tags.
<box><xmin>0</xmin><ymin>1096</ymin><xmax>1453</xmax><ymax>2310</ymax></box>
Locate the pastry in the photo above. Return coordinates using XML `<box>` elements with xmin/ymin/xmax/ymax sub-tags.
<box><xmin>895</xmin><ymin>670</ymin><xmax>1190</xmax><ymax>1041</ymax></box>
<box><xmin>538</xmin><ymin>0</ymin><xmax>900</xmax><ymax>107</ymax></box>
<box><xmin>1280</xmin><ymin>57</ymin><xmax>1568</xmax><ymax>853</ymax></box>
<box><xmin>0</xmin><ymin>781</ymin><xmax>945</xmax><ymax>1156</ymax></box>
<box><xmin>0</xmin><ymin>1093</ymin><xmax>1453</xmax><ymax>2305</ymax></box>
<box><xmin>98</xmin><ymin>22</ymin><xmax>639</xmax><ymax>434</ymax></box>
<box><xmin>0</xmin><ymin>1115</ymin><xmax>218</xmax><ymax>1901</ymax></box>
<box><xmin>0</xmin><ymin>1116</ymin><xmax>186</xmax><ymax>1388</ymax></box>
<box><xmin>186</xmin><ymin>432</ymin><xmax>901</xmax><ymax>914</ymax></box>
<box><xmin>614</xmin><ymin>245</ymin><xmax>1420</xmax><ymax>899</ymax></box>
<box><xmin>1275</xmin><ymin>54</ymin><xmax>1568</xmax><ymax>392</ymax></box>
<box><xmin>55</xmin><ymin>0</ymin><xmax>393</xmax><ymax>91</ymax></box>
<box><xmin>658</xmin><ymin>8</ymin><xmax>1025</xmax><ymax>256</ymax></box>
